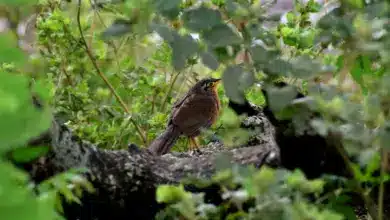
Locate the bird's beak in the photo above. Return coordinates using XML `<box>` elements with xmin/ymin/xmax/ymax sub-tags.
<box><xmin>212</xmin><ymin>79</ymin><xmax>221</xmax><ymax>87</ymax></box>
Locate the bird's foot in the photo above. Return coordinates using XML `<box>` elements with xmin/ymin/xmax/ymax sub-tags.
<box><xmin>190</xmin><ymin>148</ymin><xmax>202</xmax><ymax>156</ymax></box>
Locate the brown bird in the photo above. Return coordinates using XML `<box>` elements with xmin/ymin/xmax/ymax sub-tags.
<box><xmin>147</xmin><ymin>78</ymin><xmax>221</xmax><ymax>156</ymax></box>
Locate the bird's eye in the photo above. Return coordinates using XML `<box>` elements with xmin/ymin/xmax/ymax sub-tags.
<box><xmin>202</xmin><ymin>82</ymin><xmax>211</xmax><ymax>91</ymax></box>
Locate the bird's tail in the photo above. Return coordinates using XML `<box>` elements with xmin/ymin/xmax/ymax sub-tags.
<box><xmin>147</xmin><ymin>124</ymin><xmax>181</xmax><ymax>155</ymax></box>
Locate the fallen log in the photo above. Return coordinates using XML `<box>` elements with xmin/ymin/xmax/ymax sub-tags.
<box><xmin>25</xmin><ymin>113</ymin><xmax>279</xmax><ymax>220</ymax></box>
<box><xmin>22</xmin><ymin>91</ymin><xmax>390</xmax><ymax>220</ymax></box>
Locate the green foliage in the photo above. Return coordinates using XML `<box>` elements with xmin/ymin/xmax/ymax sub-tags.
<box><xmin>103</xmin><ymin>0</ymin><xmax>390</xmax><ymax>219</ymax></box>
<box><xmin>0</xmin><ymin>34</ymin><xmax>27</xmax><ymax>65</ymax></box>
<box><xmin>10</xmin><ymin>146</ymin><xmax>50</xmax><ymax>163</ymax></box>
<box><xmin>0</xmin><ymin>0</ymin><xmax>37</xmax><ymax>6</ymax></box>
<box><xmin>0</xmin><ymin>1</ymin><xmax>94</xmax><ymax>219</ymax></box>
<box><xmin>0</xmin><ymin>71</ymin><xmax>50</xmax><ymax>152</ymax></box>
<box><xmin>156</xmin><ymin>164</ymin><xmax>347</xmax><ymax>220</ymax></box>
<box><xmin>2</xmin><ymin>0</ymin><xmax>390</xmax><ymax>219</ymax></box>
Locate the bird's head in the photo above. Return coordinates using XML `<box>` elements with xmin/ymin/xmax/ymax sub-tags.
<box><xmin>194</xmin><ymin>78</ymin><xmax>221</xmax><ymax>93</ymax></box>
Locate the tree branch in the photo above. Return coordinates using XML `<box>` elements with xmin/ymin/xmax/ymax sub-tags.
<box><xmin>76</xmin><ymin>0</ymin><xmax>147</xmax><ymax>145</ymax></box>
<box><xmin>26</xmin><ymin>112</ymin><xmax>279</xmax><ymax>220</ymax></box>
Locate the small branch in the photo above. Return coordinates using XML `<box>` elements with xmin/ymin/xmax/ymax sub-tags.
<box><xmin>61</xmin><ymin>58</ymin><xmax>73</xmax><ymax>86</ymax></box>
<box><xmin>76</xmin><ymin>0</ymin><xmax>147</xmax><ymax>145</ymax></box>
<box><xmin>338</xmin><ymin>47</ymin><xmax>358</xmax><ymax>90</ymax></box>
<box><xmin>160</xmin><ymin>71</ymin><xmax>181</xmax><ymax>112</ymax></box>
<box><xmin>379</xmin><ymin>148</ymin><xmax>388</xmax><ymax>220</ymax></box>
<box><xmin>151</xmin><ymin>89</ymin><xmax>157</xmax><ymax>114</ymax></box>
<box><xmin>331</xmin><ymin>132</ymin><xmax>380</xmax><ymax>220</ymax></box>
<box><xmin>87</xmin><ymin>9</ymin><xmax>95</xmax><ymax>49</ymax></box>
<box><xmin>89</xmin><ymin>1</ymin><xmax>122</xmax><ymax>70</ymax></box>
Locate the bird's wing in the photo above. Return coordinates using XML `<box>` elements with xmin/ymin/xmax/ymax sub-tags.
<box><xmin>168</xmin><ymin>92</ymin><xmax>191</xmax><ymax>123</ymax></box>
<box><xmin>171</xmin><ymin>94</ymin><xmax>218</xmax><ymax>135</ymax></box>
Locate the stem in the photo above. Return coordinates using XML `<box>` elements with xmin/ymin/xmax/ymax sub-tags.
<box><xmin>329</xmin><ymin>131</ymin><xmax>380</xmax><ymax>220</ymax></box>
<box><xmin>90</xmin><ymin>2</ymin><xmax>121</xmax><ymax>70</ymax></box>
<box><xmin>76</xmin><ymin>0</ymin><xmax>147</xmax><ymax>145</ymax></box>
<box><xmin>88</xmin><ymin>10</ymin><xmax>95</xmax><ymax>49</ymax></box>
<box><xmin>160</xmin><ymin>71</ymin><xmax>182</xmax><ymax>112</ymax></box>
<box><xmin>328</xmin><ymin>45</ymin><xmax>380</xmax><ymax>219</ymax></box>
<box><xmin>151</xmin><ymin>90</ymin><xmax>157</xmax><ymax>114</ymax></box>
<box><xmin>338</xmin><ymin>47</ymin><xmax>358</xmax><ymax>89</ymax></box>
<box><xmin>378</xmin><ymin>149</ymin><xmax>388</xmax><ymax>220</ymax></box>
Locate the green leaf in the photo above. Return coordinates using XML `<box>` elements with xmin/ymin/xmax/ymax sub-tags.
<box><xmin>306</xmin><ymin>0</ymin><xmax>322</xmax><ymax>12</ymax></box>
<box><xmin>249</xmin><ymin>45</ymin><xmax>278</xmax><ymax>64</ymax></box>
<box><xmin>11</xmin><ymin>146</ymin><xmax>49</xmax><ymax>163</ymax></box>
<box><xmin>287</xmin><ymin>169</ymin><xmax>306</xmax><ymax>188</ymax></box>
<box><xmin>0</xmin><ymin>34</ymin><xmax>27</xmax><ymax>65</ymax></box>
<box><xmin>280</xmin><ymin>26</ymin><xmax>299</xmax><ymax>46</ymax></box>
<box><xmin>351</xmin><ymin>163</ymin><xmax>365</xmax><ymax>181</ymax></box>
<box><xmin>286</xmin><ymin>12</ymin><xmax>296</xmax><ymax>24</ymax></box>
<box><xmin>151</xmin><ymin>23</ymin><xmax>174</xmax><ymax>42</ymax></box>
<box><xmin>203</xmin><ymin>24</ymin><xmax>242</xmax><ymax>47</ymax></box>
<box><xmin>266</xmin><ymin>85</ymin><xmax>298</xmax><ymax>113</ymax></box>
<box><xmin>221</xmin><ymin>128</ymin><xmax>251</xmax><ymax>147</ymax></box>
<box><xmin>362</xmin><ymin>150</ymin><xmax>380</xmax><ymax>177</ymax></box>
<box><xmin>182</xmin><ymin>6</ymin><xmax>223</xmax><ymax>32</ymax></box>
<box><xmin>200</xmin><ymin>51</ymin><xmax>219</xmax><ymax>70</ymax></box>
<box><xmin>346</xmin><ymin>0</ymin><xmax>364</xmax><ymax>9</ymax></box>
<box><xmin>310</xmin><ymin>119</ymin><xmax>329</xmax><ymax>136</ymax></box>
<box><xmin>379</xmin><ymin>122</ymin><xmax>390</xmax><ymax>149</ymax></box>
<box><xmin>155</xmin><ymin>0</ymin><xmax>181</xmax><ymax>19</ymax></box>
<box><xmin>219</xmin><ymin>107</ymin><xmax>240</xmax><ymax>126</ymax></box>
<box><xmin>0</xmin><ymin>0</ymin><xmax>37</xmax><ymax>6</ymax></box>
<box><xmin>290</xmin><ymin>55</ymin><xmax>322</xmax><ymax>79</ymax></box>
<box><xmin>363</xmin><ymin>94</ymin><xmax>381</xmax><ymax>124</ymax></box>
<box><xmin>328</xmin><ymin>199</ymin><xmax>357</xmax><ymax>220</ymax></box>
<box><xmin>101</xmin><ymin>19</ymin><xmax>132</xmax><ymax>39</ymax></box>
<box><xmin>306</xmin><ymin>179</ymin><xmax>325</xmax><ymax>193</ymax></box>
<box><xmin>37</xmin><ymin>191</ymin><xmax>63</xmax><ymax>220</ymax></box>
<box><xmin>298</xmin><ymin>29</ymin><xmax>317</xmax><ymax>48</ymax></box>
<box><xmin>264</xmin><ymin>59</ymin><xmax>292</xmax><ymax>76</ymax></box>
<box><xmin>222</xmin><ymin>65</ymin><xmax>254</xmax><ymax>104</ymax></box>
<box><xmin>156</xmin><ymin>185</ymin><xmax>189</xmax><ymax>203</ymax></box>
<box><xmin>170</xmin><ymin>33</ymin><xmax>199</xmax><ymax>70</ymax></box>
<box><xmin>0</xmin><ymin>72</ymin><xmax>52</xmax><ymax>152</ymax></box>
<box><xmin>351</xmin><ymin>55</ymin><xmax>371</xmax><ymax>95</ymax></box>
<box><xmin>0</xmin><ymin>161</ymin><xmax>30</xmax><ymax>207</ymax></box>
<box><xmin>155</xmin><ymin>0</ymin><xmax>181</xmax><ymax>12</ymax></box>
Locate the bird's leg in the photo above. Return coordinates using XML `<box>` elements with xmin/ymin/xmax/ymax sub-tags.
<box><xmin>188</xmin><ymin>138</ymin><xmax>193</xmax><ymax>151</ymax></box>
<box><xmin>189</xmin><ymin>137</ymin><xmax>201</xmax><ymax>155</ymax></box>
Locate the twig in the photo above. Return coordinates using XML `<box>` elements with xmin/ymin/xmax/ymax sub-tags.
<box><xmin>151</xmin><ymin>89</ymin><xmax>157</xmax><ymax>114</ymax></box>
<box><xmin>88</xmin><ymin>10</ymin><xmax>95</xmax><ymax>49</ymax></box>
<box><xmin>61</xmin><ymin>59</ymin><xmax>73</xmax><ymax>86</ymax></box>
<box><xmin>89</xmin><ymin>1</ymin><xmax>121</xmax><ymax>69</ymax></box>
<box><xmin>338</xmin><ymin>47</ymin><xmax>358</xmax><ymax>89</ymax></box>
<box><xmin>160</xmin><ymin>71</ymin><xmax>182</xmax><ymax>112</ymax></box>
<box><xmin>330</xmin><ymin>132</ymin><xmax>380</xmax><ymax>220</ymax></box>
<box><xmin>379</xmin><ymin>149</ymin><xmax>388</xmax><ymax>220</ymax></box>
<box><xmin>76</xmin><ymin>0</ymin><xmax>147</xmax><ymax>145</ymax></box>
<box><xmin>144</xmin><ymin>89</ymin><xmax>159</xmax><ymax>145</ymax></box>
<box><xmin>328</xmin><ymin>45</ymin><xmax>380</xmax><ymax>220</ymax></box>
<box><xmin>5</xmin><ymin>7</ymin><xmax>21</xmax><ymax>49</ymax></box>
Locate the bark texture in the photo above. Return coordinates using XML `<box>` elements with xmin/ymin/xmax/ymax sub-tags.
<box><xmin>25</xmin><ymin>113</ymin><xmax>280</xmax><ymax>220</ymax></box>
<box><xmin>22</xmin><ymin>96</ymin><xmax>390</xmax><ymax>220</ymax></box>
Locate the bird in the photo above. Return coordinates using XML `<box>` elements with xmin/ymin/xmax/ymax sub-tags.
<box><xmin>147</xmin><ymin>77</ymin><xmax>222</xmax><ymax>156</ymax></box>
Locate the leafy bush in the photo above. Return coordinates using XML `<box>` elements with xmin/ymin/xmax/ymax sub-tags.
<box><xmin>155</xmin><ymin>163</ymin><xmax>345</xmax><ymax>220</ymax></box>
<box><xmin>0</xmin><ymin>1</ymin><xmax>93</xmax><ymax>219</ymax></box>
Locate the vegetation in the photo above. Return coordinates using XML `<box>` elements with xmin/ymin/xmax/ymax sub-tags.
<box><xmin>0</xmin><ymin>0</ymin><xmax>390</xmax><ymax>219</ymax></box>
